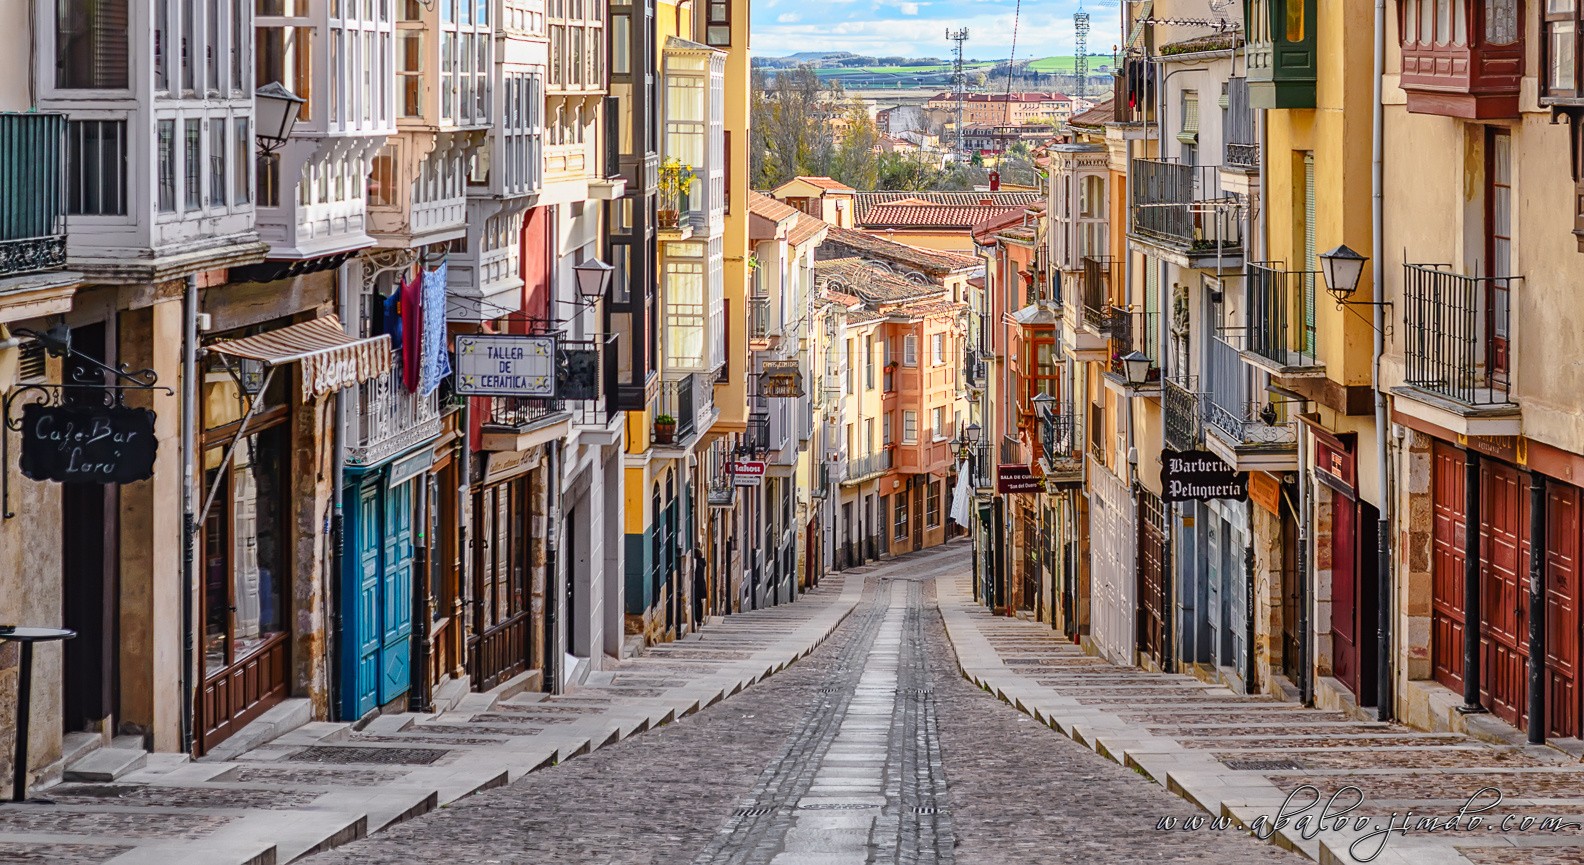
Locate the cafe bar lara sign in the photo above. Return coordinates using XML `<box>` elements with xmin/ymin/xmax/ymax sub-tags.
<box><xmin>19</xmin><ymin>403</ymin><xmax>158</xmax><ymax>484</ymax></box>
<box><xmin>1160</xmin><ymin>449</ymin><xmax>1246</xmax><ymax>503</ymax></box>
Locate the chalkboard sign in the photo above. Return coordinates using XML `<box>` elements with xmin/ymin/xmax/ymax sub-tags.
<box><xmin>1160</xmin><ymin>449</ymin><xmax>1246</xmax><ymax>502</ymax></box>
<box><xmin>18</xmin><ymin>404</ymin><xmax>158</xmax><ymax>484</ymax></box>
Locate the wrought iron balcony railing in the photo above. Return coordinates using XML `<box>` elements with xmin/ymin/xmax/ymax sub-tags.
<box><xmin>657</xmin><ymin>371</ymin><xmax>713</xmax><ymax>440</ymax></box>
<box><xmin>1204</xmin><ymin>399</ymin><xmax>1299</xmax><ymax>447</ymax></box>
<box><xmin>345</xmin><ymin>367</ymin><xmax>445</xmax><ymax>467</ymax></box>
<box><xmin>999</xmin><ymin>434</ymin><xmax>1026</xmax><ymax>465</ymax></box>
<box><xmin>1224</xmin><ymin>78</ymin><xmax>1259</xmax><ymax>170</ymax></box>
<box><xmin>1402</xmin><ymin>263</ymin><xmax>1517</xmax><ymax>406</ymax></box>
<box><xmin>1079</xmin><ymin>256</ymin><xmax>1118</xmax><ymax>330</ymax></box>
<box><xmin>1129</xmin><ymin>158</ymin><xmax>1243</xmax><ymax>253</ymax></box>
<box><xmin>845</xmin><ymin>450</ymin><xmax>892</xmax><ymax>482</ymax></box>
<box><xmin>1162</xmin><ymin>376</ymin><xmax>1203</xmax><ymax>452</ymax></box>
<box><xmin>488</xmin><ymin>395</ymin><xmax>567</xmax><ymax>429</ymax></box>
<box><xmin>0</xmin><ymin>113</ymin><xmax>67</xmax><ymax>277</ymax></box>
<box><xmin>1246</xmin><ymin>262</ymin><xmax>1320</xmax><ymax>369</ymax></box>
<box><xmin>748</xmin><ymin>295</ymin><xmax>771</xmax><ymax>342</ymax></box>
<box><xmin>1204</xmin><ymin>334</ymin><xmax>1296</xmax><ymax>448</ymax></box>
<box><xmin>1038</xmin><ymin>408</ymin><xmax>1080</xmax><ymax>471</ymax></box>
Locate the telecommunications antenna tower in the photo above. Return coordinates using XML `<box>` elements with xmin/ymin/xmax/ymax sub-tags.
<box><xmin>947</xmin><ymin>27</ymin><xmax>970</xmax><ymax>153</ymax></box>
<box><xmin>1074</xmin><ymin>7</ymin><xmax>1090</xmax><ymax>101</ymax></box>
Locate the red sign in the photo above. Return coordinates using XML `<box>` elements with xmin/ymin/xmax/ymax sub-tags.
<box><xmin>732</xmin><ymin>460</ymin><xmax>766</xmax><ymax>487</ymax></box>
<box><xmin>996</xmin><ymin>464</ymin><xmax>1041</xmax><ymax>494</ymax></box>
<box><xmin>1314</xmin><ymin>438</ymin><xmax>1356</xmax><ymax>498</ymax></box>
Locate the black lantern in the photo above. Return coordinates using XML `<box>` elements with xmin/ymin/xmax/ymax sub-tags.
<box><xmin>1320</xmin><ymin>243</ymin><xmax>1368</xmax><ymax>304</ymax></box>
<box><xmin>255</xmin><ymin>82</ymin><xmax>305</xmax><ymax>153</ymax></box>
<box><xmin>573</xmin><ymin>258</ymin><xmax>615</xmax><ymax>301</ymax></box>
<box><xmin>1120</xmin><ymin>350</ymin><xmax>1152</xmax><ymax>387</ymax></box>
<box><xmin>965</xmin><ymin>421</ymin><xmax>981</xmax><ymax>445</ymax></box>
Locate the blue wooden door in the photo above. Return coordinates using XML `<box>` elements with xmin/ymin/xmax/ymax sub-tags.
<box><xmin>378</xmin><ymin>478</ymin><xmax>415</xmax><ymax>705</ymax></box>
<box><xmin>346</xmin><ymin>481</ymin><xmax>381</xmax><ymax>719</ymax></box>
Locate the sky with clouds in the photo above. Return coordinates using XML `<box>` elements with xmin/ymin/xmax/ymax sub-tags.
<box><xmin>751</xmin><ymin>0</ymin><xmax>1125</xmax><ymax>62</ymax></box>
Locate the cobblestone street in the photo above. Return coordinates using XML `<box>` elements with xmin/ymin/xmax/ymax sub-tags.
<box><xmin>299</xmin><ymin>544</ymin><xmax>1298</xmax><ymax>865</ymax></box>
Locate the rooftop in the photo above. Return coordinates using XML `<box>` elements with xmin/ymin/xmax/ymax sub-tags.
<box><xmin>823</xmin><ymin>224</ymin><xmax>980</xmax><ymax>275</ymax></box>
<box><xmin>815</xmin><ymin>258</ymin><xmax>946</xmax><ymax>305</ymax></box>
<box><xmin>860</xmin><ymin>202</ymin><xmax>1025</xmax><ymax>231</ymax></box>
<box><xmin>852</xmin><ymin>191</ymin><xmax>1043</xmax><ymax>222</ymax></box>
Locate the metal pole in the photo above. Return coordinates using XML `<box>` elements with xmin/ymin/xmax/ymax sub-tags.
<box><xmin>1372</xmin><ymin>0</ymin><xmax>1395</xmax><ymax>724</ymax></box>
<box><xmin>1528</xmin><ymin>474</ymin><xmax>1546</xmax><ymax>744</ymax></box>
<box><xmin>545</xmin><ymin>440</ymin><xmax>561</xmax><ymax>693</ymax></box>
<box><xmin>179</xmin><ymin>274</ymin><xmax>198</xmax><ymax>753</ymax></box>
<box><xmin>1459</xmin><ymin>451</ymin><xmax>1484</xmax><ymax>714</ymax></box>
<box><xmin>1297</xmin><ymin>426</ymin><xmax>1313</xmax><ymax>706</ymax></box>
<box><xmin>11</xmin><ymin>642</ymin><xmax>32</xmax><ymax>801</ymax></box>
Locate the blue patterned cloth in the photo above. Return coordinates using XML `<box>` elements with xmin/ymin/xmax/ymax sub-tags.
<box><xmin>419</xmin><ymin>261</ymin><xmax>452</xmax><ymax>396</ymax></box>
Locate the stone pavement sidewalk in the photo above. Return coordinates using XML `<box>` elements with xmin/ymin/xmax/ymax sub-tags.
<box><xmin>0</xmin><ymin>575</ymin><xmax>862</xmax><ymax>865</ymax></box>
<box><xmin>936</xmin><ymin>570</ymin><xmax>1584</xmax><ymax>865</ymax></box>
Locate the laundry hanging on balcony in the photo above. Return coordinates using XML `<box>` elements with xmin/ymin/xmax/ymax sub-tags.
<box><xmin>419</xmin><ymin>260</ymin><xmax>452</xmax><ymax>397</ymax></box>
<box><xmin>949</xmin><ymin>459</ymin><xmax>972</xmax><ymax>528</ymax></box>
<box><xmin>206</xmin><ymin>315</ymin><xmax>392</xmax><ymax>400</ymax></box>
<box><xmin>401</xmin><ymin>271</ymin><xmax>422</xmax><ymax>391</ymax></box>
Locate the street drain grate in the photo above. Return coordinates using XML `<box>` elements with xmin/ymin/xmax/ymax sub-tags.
<box><xmin>912</xmin><ymin>805</ymin><xmax>939</xmax><ymax>815</ymax></box>
<box><xmin>732</xmin><ymin>807</ymin><xmax>776</xmax><ymax>817</ymax></box>
<box><xmin>1224</xmin><ymin>759</ymin><xmax>1306</xmax><ymax>771</ymax></box>
<box><xmin>798</xmin><ymin>803</ymin><xmax>879</xmax><ymax>811</ymax></box>
<box><xmin>288</xmin><ymin>745</ymin><xmax>450</xmax><ymax>765</ymax></box>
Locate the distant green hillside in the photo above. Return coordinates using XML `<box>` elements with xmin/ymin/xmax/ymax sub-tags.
<box><xmin>1026</xmin><ymin>55</ymin><xmax>1110</xmax><ymax>73</ymax></box>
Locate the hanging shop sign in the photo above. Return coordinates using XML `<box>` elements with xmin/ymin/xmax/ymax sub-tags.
<box><xmin>18</xmin><ymin>404</ymin><xmax>158</xmax><ymax>484</ymax></box>
<box><xmin>732</xmin><ymin>460</ymin><xmax>766</xmax><ymax>487</ymax></box>
<box><xmin>761</xmin><ymin>360</ymin><xmax>805</xmax><ymax>398</ymax></box>
<box><xmin>1249</xmin><ymin>471</ymin><xmax>1284</xmax><ymax>515</ymax></box>
<box><xmin>996</xmin><ymin>464</ymin><xmax>1042</xmax><ymax>494</ymax></box>
<box><xmin>1160</xmin><ymin>449</ymin><xmax>1246</xmax><ymax>502</ymax></box>
<box><xmin>454</xmin><ymin>334</ymin><xmax>557</xmax><ymax>397</ymax></box>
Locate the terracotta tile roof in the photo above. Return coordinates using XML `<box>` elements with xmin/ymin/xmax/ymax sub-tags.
<box><xmin>786</xmin><ymin>211</ymin><xmax>828</xmax><ymax>247</ymax></box>
<box><xmin>748</xmin><ymin>191</ymin><xmax>800</xmax><ymax>223</ymax></box>
<box><xmin>844</xmin><ymin>307</ymin><xmax>886</xmax><ymax>324</ymax></box>
<box><xmin>852</xmin><ymin>191</ymin><xmax>1043</xmax><ymax>221</ymax></box>
<box><xmin>861</xmin><ymin>202</ymin><xmax>1023</xmax><ymax>230</ymax></box>
<box><xmin>970</xmin><ymin>209</ymin><xmax>1029</xmax><ymax>242</ymax></box>
<box><xmin>790</xmin><ymin>176</ymin><xmax>856</xmax><ymax>193</ymax></box>
<box><xmin>1068</xmin><ymin>99</ymin><xmax>1114</xmax><ymax>128</ymax></box>
<box><xmin>815</xmin><ymin>258</ymin><xmax>944</xmax><ymax>305</ymax></box>
<box><xmin>893</xmin><ymin>299</ymin><xmax>965</xmax><ymax>318</ymax></box>
<box><xmin>823</xmin><ymin>224</ymin><xmax>979</xmax><ymax>275</ymax></box>
<box><xmin>929</xmin><ymin>91</ymin><xmax>1070</xmax><ymax>104</ymax></box>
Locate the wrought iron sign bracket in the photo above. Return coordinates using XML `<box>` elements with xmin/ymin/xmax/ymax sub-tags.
<box><xmin>2</xmin><ymin>329</ymin><xmax>173</xmax><ymax>520</ymax></box>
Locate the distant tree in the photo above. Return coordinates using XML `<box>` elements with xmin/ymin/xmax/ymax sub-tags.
<box><xmin>876</xmin><ymin>152</ymin><xmax>938</xmax><ymax>191</ymax></box>
<box><xmin>936</xmin><ymin>161</ymin><xmax>990</xmax><ymax>191</ymax></box>
<box><xmin>750</xmin><ymin>65</ymin><xmax>837</xmax><ymax>188</ymax></box>
<box><xmin>830</xmin><ymin>98</ymin><xmax>880</xmax><ymax>190</ymax></box>
<box><xmin>997</xmin><ymin>142</ymin><xmax>1039</xmax><ymax>187</ymax></box>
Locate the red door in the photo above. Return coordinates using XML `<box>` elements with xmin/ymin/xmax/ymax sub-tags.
<box><xmin>1546</xmin><ymin>484</ymin><xmax>1582</xmax><ymax>738</ymax></box>
<box><xmin>1332</xmin><ymin>497</ymin><xmax>1360</xmax><ymax>696</ymax></box>
<box><xmin>1431</xmin><ymin>443</ymin><xmax>1467</xmax><ymax>691</ymax></box>
<box><xmin>1480</xmin><ymin>462</ymin><xmax>1528</xmax><ymax>728</ymax></box>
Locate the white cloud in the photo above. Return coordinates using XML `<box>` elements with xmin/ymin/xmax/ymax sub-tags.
<box><xmin>777</xmin><ymin>12</ymin><xmax>802</xmax><ymax>22</ymax></box>
<box><xmin>898</xmin><ymin>2</ymin><xmax>919</xmax><ymax>13</ymax></box>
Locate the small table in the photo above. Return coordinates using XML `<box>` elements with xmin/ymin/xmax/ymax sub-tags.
<box><xmin>1</xmin><ymin>627</ymin><xmax>75</xmax><ymax>803</ymax></box>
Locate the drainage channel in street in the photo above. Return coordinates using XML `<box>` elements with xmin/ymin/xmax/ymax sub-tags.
<box><xmin>693</xmin><ymin>573</ymin><xmax>953</xmax><ymax>865</ymax></box>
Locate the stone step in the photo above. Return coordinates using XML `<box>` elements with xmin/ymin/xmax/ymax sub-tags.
<box><xmin>60</xmin><ymin>731</ymin><xmax>105</xmax><ymax>768</ymax></box>
<box><xmin>64</xmin><ymin>746</ymin><xmax>147</xmax><ymax>782</ymax></box>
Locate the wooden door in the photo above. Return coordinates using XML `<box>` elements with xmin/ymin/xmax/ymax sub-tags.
<box><xmin>379</xmin><ymin>478</ymin><xmax>415</xmax><ymax>706</ymax></box>
<box><xmin>346</xmin><ymin>481</ymin><xmax>381</xmax><ymax>718</ymax></box>
<box><xmin>1431</xmin><ymin>443</ymin><xmax>1468</xmax><ymax>692</ymax></box>
<box><xmin>1480</xmin><ymin>461</ymin><xmax>1528</xmax><ymax>727</ymax></box>
<box><xmin>1137</xmin><ymin>491</ymin><xmax>1165</xmax><ymax>666</ymax></box>
<box><xmin>1485</xmin><ymin>128</ymin><xmax>1512</xmax><ymax>379</ymax></box>
<box><xmin>1332</xmin><ymin>497</ymin><xmax>1360</xmax><ymax>697</ymax></box>
<box><xmin>1207</xmin><ymin>512</ymin><xmax>1224</xmax><ymax>667</ymax></box>
<box><xmin>1545</xmin><ymin>483</ymin><xmax>1582</xmax><ymax>738</ymax></box>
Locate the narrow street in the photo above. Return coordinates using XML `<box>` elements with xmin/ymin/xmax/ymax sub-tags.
<box><xmin>301</xmin><ymin>546</ymin><xmax>1297</xmax><ymax>865</ymax></box>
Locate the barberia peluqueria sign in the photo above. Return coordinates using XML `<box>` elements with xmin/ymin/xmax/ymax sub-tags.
<box><xmin>18</xmin><ymin>403</ymin><xmax>159</xmax><ymax>484</ymax></box>
<box><xmin>1159</xmin><ymin>448</ymin><xmax>1246</xmax><ymax>503</ymax></box>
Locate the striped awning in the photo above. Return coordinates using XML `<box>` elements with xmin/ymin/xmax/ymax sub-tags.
<box><xmin>207</xmin><ymin>315</ymin><xmax>392</xmax><ymax>400</ymax></box>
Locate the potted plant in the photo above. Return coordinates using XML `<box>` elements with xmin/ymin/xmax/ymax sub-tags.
<box><xmin>657</xmin><ymin>158</ymin><xmax>697</xmax><ymax>228</ymax></box>
<box><xmin>654</xmin><ymin>413</ymin><xmax>677</xmax><ymax>444</ymax></box>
